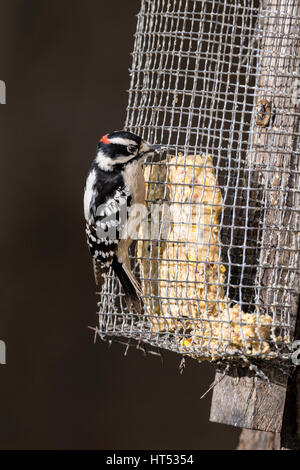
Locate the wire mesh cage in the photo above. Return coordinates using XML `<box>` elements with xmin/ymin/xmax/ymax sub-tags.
<box><xmin>96</xmin><ymin>0</ymin><xmax>300</xmax><ymax>367</ymax></box>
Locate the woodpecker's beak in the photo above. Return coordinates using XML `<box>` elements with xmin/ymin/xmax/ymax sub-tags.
<box><xmin>139</xmin><ymin>142</ymin><xmax>167</xmax><ymax>159</ymax></box>
<box><xmin>150</xmin><ymin>144</ymin><xmax>163</xmax><ymax>152</ymax></box>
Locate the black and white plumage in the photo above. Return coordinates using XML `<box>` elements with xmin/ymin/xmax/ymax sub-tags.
<box><xmin>84</xmin><ymin>130</ymin><xmax>161</xmax><ymax>313</ymax></box>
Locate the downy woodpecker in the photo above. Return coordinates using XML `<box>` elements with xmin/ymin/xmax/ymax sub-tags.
<box><xmin>84</xmin><ymin>130</ymin><xmax>161</xmax><ymax>313</ymax></box>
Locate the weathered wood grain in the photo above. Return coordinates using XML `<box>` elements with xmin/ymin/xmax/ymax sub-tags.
<box><xmin>237</xmin><ymin>429</ymin><xmax>281</xmax><ymax>450</ymax></box>
<box><xmin>210</xmin><ymin>372</ymin><xmax>287</xmax><ymax>433</ymax></box>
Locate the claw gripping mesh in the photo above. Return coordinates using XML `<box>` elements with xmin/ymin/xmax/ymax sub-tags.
<box><xmin>97</xmin><ymin>0</ymin><xmax>300</xmax><ymax>364</ymax></box>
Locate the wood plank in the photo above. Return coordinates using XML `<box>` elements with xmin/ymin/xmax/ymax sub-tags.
<box><xmin>237</xmin><ymin>429</ymin><xmax>281</xmax><ymax>450</ymax></box>
<box><xmin>210</xmin><ymin>372</ymin><xmax>287</xmax><ymax>433</ymax></box>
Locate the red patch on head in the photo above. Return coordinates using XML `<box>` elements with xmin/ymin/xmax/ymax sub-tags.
<box><xmin>100</xmin><ymin>134</ymin><xmax>111</xmax><ymax>144</ymax></box>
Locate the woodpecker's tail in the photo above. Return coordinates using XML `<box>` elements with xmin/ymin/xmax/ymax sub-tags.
<box><xmin>111</xmin><ymin>256</ymin><xmax>143</xmax><ymax>314</ymax></box>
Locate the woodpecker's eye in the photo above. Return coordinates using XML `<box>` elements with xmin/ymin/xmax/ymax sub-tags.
<box><xmin>127</xmin><ymin>145</ymin><xmax>138</xmax><ymax>154</ymax></box>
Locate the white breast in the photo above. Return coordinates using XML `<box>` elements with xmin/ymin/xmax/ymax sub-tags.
<box><xmin>122</xmin><ymin>160</ymin><xmax>145</xmax><ymax>205</ymax></box>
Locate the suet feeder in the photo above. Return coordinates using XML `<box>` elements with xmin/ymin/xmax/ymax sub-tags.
<box><xmin>95</xmin><ymin>0</ymin><xmax>300</xmax><ymax>449</ymax></box>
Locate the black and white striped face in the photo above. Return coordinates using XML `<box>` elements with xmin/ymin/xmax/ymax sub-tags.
<box><xmin>95</xmin><ymin>130</ymin><xmax>155</xmax><ymax>171</ymax></box>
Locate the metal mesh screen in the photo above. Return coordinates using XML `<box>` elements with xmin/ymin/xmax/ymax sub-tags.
<box><xmin>96</xmin><ymin>0</ymin><xmax>300</xmax><ymax>365</ymax></box>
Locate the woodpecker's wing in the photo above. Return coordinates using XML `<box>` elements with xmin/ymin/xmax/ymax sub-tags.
<box><xmin>85</xmin><ymin>183</ymin><xmax>131</xmax><ymax>287</ymax></box>
<box><xmin>85</xmin><ymin>199</ymin><xmax>143</xmax><ymax>312</ymax></box>
<box><xmin>85</xmin><ymin>221</ymin><xmax>117</xmax><ymax>289</ymax></box>
<box><xmin>111</xmin><ymin>256</ymin><xmax>142</xmax><ymax>314</ymax></box>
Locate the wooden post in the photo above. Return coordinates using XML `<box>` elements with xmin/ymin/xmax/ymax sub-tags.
<box><xmin>210</xmin><ymin>0</ymin><xmax>300</xmax><ymax>449</ymax></box>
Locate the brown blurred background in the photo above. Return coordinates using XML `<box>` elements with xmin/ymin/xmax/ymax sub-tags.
<box><xmin>0</xmin><ymin>0</ymin><xmax>240</xmax><ymax>449</ymax></box>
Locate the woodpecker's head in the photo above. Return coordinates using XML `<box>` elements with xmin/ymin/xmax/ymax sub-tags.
<box><xmin>95</xmin><ymin>130</ymin><xmax>161</xmax><ymax>171</ymax></box>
